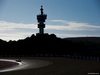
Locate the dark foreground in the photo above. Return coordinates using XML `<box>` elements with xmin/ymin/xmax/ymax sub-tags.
<box><xmin>0</xmin><ymin>57</ymin><xmax>100</xmax><ymax>75</ymax></box>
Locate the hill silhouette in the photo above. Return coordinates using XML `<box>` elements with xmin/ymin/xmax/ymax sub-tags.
<box><xmin>0</xmin><ymin>34</ymin><xmax>100</xmax><ymax>57</ymax></box>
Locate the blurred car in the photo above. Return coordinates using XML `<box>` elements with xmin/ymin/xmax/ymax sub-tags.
<box><xmin>15</xmin><ymin>59</ymin><xmax>21</xmax><ymax>62</ymax></box>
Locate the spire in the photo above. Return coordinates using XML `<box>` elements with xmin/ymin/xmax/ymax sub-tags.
<box><xmin>40</xmin><ymin>5</ymin><xmax>43</xmax><ymax>15</ymax></box>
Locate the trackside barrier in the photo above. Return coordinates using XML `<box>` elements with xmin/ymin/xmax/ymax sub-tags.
<box><xmin>0</xmin><ymin>54</ymin><xmax>99</xmax><ymax>61</ymax></box>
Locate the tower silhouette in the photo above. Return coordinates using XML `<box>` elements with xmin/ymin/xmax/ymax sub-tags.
<box><xmin>37</xmin><ymin>6</ymin><xmax>47</xmax><ymax>35</ymax></box>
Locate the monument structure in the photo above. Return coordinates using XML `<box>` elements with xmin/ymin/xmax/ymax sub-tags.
<box><xmin>36</xmin><ymin>6</ymin><xmax>47</xmax><ymax>35</ymax></box>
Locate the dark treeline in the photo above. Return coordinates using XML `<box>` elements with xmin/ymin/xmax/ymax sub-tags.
<box><xmin>0</xmin><ymin>34</ymin><xmax>100</xmax><ymax>57</ymax></box>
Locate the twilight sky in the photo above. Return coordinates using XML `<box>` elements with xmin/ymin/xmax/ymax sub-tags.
<box><xmin>0</xmin><ymin>0</ymin><xmax>100</xmax><ymax>41</ymax></box>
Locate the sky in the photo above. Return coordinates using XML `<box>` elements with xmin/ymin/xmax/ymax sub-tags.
<box><xmin>0</xmin><ymin>0</ymin><xmax>100</xmax><ymax>41</ymax></box>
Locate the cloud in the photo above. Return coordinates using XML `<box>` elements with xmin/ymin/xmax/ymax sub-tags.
<box><xmin>50</xmin><ymin>20</ymin><xmax>100</xmax><ymax>31</ymax></box>
<box><xmin>0</xmin><ymin>20</ymin><xmax>100</xmax><ymax>41</ymax></box>
<box><xmin>56</xmin><ymin>33</ymin><xmax>100</xmax><ymax>38</ymax></box>
<box><xmin>0</xmin><ymin>21</ymin><xmax>37</xmax><ymax>31</ymax></box>
<box><xmin>50</xmin><ymin>20</ymin><xmax>68</xmax><ymax>24</ymax></box>
<box><xmin>0</xmin><ymin>21</ymin><xmax>38</xmax><ymax>41</ymax></box>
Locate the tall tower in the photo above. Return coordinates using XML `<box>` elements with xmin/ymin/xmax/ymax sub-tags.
<box><xmin>37</xmin><ymin>6</ymin><xmax>47</xmax><ymax>34</ymax></box>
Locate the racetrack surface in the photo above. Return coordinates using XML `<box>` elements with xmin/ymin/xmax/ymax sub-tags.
<box><xmin>0</xmin><ymin>59</ymin><xmax>20</xmax><ymax>71</ymax></box>
<box><xmin>0</xmin><ymin>58</ymin><xmax>50</xmax><ymax>73</ymax></box>
<box><xmin>0</xmin><ymin>57</ymin><xmax>100</xmax><ymax>75</ymax></box>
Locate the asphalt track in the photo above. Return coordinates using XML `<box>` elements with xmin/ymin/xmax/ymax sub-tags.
<box><xmin>0</xmin><ymin>58</ymin><xmax>51</xmax><ymax>73</ymax></box>
<box><xmin>0</xmin><ymin>57</ymin><xmax>100</xmax><ymax>75</ymax></box>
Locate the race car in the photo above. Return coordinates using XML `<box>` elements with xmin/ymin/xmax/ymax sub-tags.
<box><xmin>15</xmin><ymin>59</ymin><xmax>21</xmax><ymax>62</ymax></box>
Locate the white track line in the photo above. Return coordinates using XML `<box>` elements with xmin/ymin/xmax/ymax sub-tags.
<box><xmin>0</xmin><ymin>59</ymin><xmax>51</xmax><ymax>73</ymax></box>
